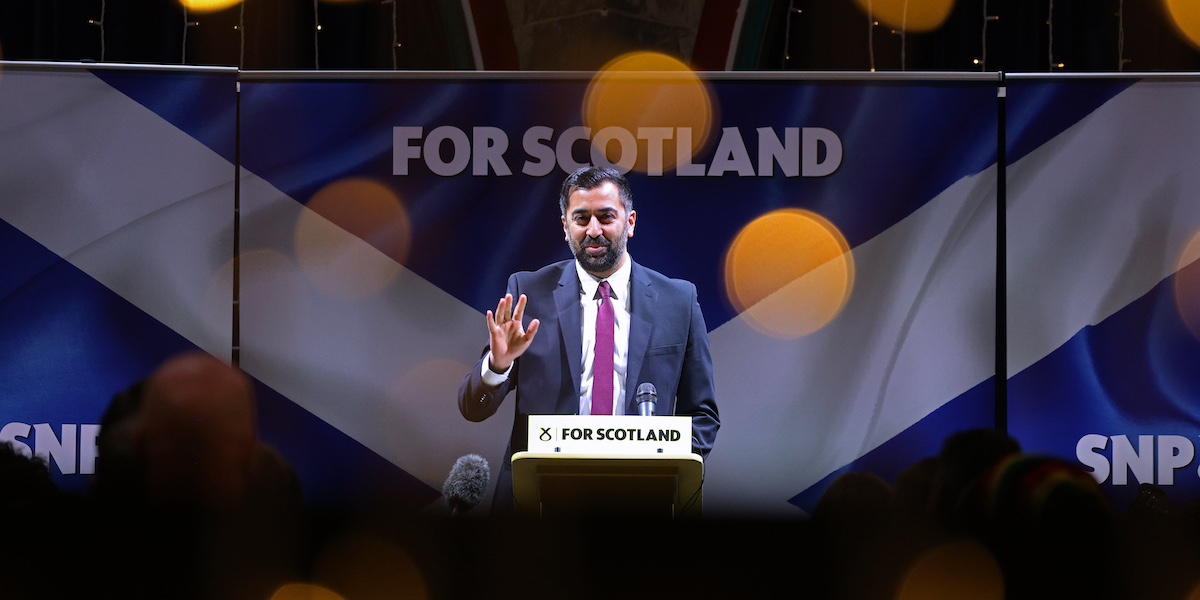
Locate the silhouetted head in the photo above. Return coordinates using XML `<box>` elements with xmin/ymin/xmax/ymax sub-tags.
<box><xmin>133</xmin><ymin>351</ymin><xmax>258</xmax><ymax>508</ymax></box>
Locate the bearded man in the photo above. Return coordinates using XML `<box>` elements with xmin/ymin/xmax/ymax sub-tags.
<box><xmin>457</xmin><ymin>165</ymin><xmax>720</xmax><ymax>515</ymax></box>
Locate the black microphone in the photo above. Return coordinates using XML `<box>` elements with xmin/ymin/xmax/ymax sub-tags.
<box><xmin>443</xmin><ymin>454</ymin><xmax>490</xmax><ymax>517</ymax></box>
<box><xmin>636</xmin><ymin>382</ymin><xmax>657</xmax><ymax>416</ymax></box>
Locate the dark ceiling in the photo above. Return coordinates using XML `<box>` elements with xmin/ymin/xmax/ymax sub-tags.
<box><xmin>1</xmin><ymin>0</ymin><xmax>1199</xmax><ymax>72</ymax></box>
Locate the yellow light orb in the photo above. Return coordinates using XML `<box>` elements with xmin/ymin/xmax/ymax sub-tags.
<box><xmin>723</xmin><ymin>209</ymin><xmax>854</xmax><ymax>338</ymax></box>
<box><xmin>583</xmin><ymin>51</ymin><xmax>715</xmax><ymax>175</ymax></box>
<box><xmin>1165</xmin><ymin>0</ymin><xmax>1200</xmax><ymax>50</ymax></box>
<box><xmin>179</xmin><ymin>0</ymin><xmax>242</xmax><ymax>13</ymax></box>
<box><xmin>311</xmin><ymin>532</ymin><xmax>428</xmax><ymax>600</ymax></box>
<box><xmin>1175</xmin><ymin>230</ymin><xmax>1200</xmax><ymax>341</ymax></box>
<box><xmin>854</xmin><ymin>0</ymin><xmax>956</xmax><ymax>33</ymax></box>
<box><xmin>271</xmin><ymin>583</ymin><xmax>345</xmax><ymax>600</ymax></box>
<box><xmin>294</xmin><ymin>177</ymin><xmax>410</xmax><ymax>301</ymax></box>
<box><xmin>897</xmin><ymin>539</ymin><xmax>1005</xmax><ymax>600</ymax></box>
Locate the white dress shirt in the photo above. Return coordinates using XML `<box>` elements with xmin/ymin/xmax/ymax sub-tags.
<box><xmin>479</xmin><ymin>256</ymin><xmax>633</xmax><ymax>416</ymax></box>
<box><xmin>575</xmin><ymin>256</ymin><xmax>632</xmax><ymax>416</ymax></box>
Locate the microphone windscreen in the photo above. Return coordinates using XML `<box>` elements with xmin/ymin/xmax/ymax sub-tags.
<box><xmin>636</xmin><ymin>382</ymin><xmax>656</xmax><ymax>397</ymax></box>
<box><xmin>443</xmin><ymin>454</ymin><xmax>490</xmax><ymax>514</ymax></box>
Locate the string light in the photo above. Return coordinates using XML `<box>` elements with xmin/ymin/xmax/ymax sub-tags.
<box><xmin>182</xmin><ymin>8</ymin><xmax>199</xmax><ymax>65</ymax></box>
<box><xmin>1047</xmin><ymin>0</ymin><xmax>1055</xmax><ymax>72</ymax></box>
<box><xmin>783</xmin><ymin>0</ymin><xmax>799</xmax><ymax>68</ymax></box>
<box><xmin>313</xmin><ymin>0</ymin><xmax>321</xmax><ymax>69</ymax></box>
<box><xmin>87</xmin><ymin>0</ymin><xmax>106</xmax><ymax>62</ymax></box>
<box><xmin>980</xmin><ymin>1</ymin><xmax>999</xmax><ymax>71</ymax></box>
<box><xmin>1117</xmin><ymin>0</ymin><xmax>1124</xmax><ymax>70</ymax></box>
<box><xmin>867</xmin><ymin>0</ymin><xmax>875</xmax><ymax>72</ymax></box>
<box><xmin>383</xmin><ymin>0</ymin><xmax>397</xmax><ymax>70</ymax></box>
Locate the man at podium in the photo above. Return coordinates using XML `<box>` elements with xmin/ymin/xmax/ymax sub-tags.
<box><xmin>457</xmin><ymin>166</ymin><xmax>720</xmax><ymax>515</ymax></box>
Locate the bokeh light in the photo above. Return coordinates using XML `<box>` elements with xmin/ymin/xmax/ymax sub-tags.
<box><xmin>1174</xmin><ymin>230</ymin><xmax>1200</xmax><ymax>340</ymax></box>
<box><xmin>390</xmin><ymin>358</ymin><xmax>473</xmax><ymax>433</ymax></box>
<box><xmin>271</xmin><ymin>582</ymin><xmax>345</xmax><ymax>600</ymax></box>
<box><xmin>1165</xmin><ymin>0</ymin><xmax>1200</xmax><ymax>50</ymax></box>
<box><xmin>896</xmin><ymin>539</ymin><xmax>1004</xmax><ymax>600</ymax></box>
<box><xmin>724</xmin><ymin>208</ymin><xmax>854</xmax><ymax>338</ymax></box>
<box><xmin>583</xmin><ymin>51</ymin><xmax>715</xmax><ymax>175</ymax></box>
<box><xmin>854</xmin><ymin>0</ymin><xmax>956</xmax><ymax>33</ymax></box>
<box><xmin>294</xmin><ymin>177</ymin><xmax>410</xmax><ymax>301</ymax></box>
<box><xmin>178</xmin><ymin>0</ymin><xmax>243</xmax><ymax>13</ymax></box>
<box><xmin>311</xmin><ymin>531</ymin><xmax>429</xmax><ymax>600</ymax></box>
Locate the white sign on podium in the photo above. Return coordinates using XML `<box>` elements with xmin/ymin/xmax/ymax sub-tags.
<box><xmin>526</xmin><ymin>414</ymin><xmax>692</xmax><ymax>456</ymax></box>
<box><xmin>513</xmin><ymin>415</ymin><xmax>703</xmax><ymax>518</ymax></box>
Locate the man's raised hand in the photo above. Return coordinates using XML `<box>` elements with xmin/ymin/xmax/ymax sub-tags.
<box><xmin>485</xmin><ymin>293</ymin><xmax>540</xmax><ymax>373</ymax></box>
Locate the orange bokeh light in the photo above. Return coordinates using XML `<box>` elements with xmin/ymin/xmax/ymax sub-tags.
<box><xmin>1175</xmin><ymin>231</ymin><xmax>1200</xmax><ymax>340</ymax></box>
<box><xmin>854</xmin><ymin>0</ymin><xmax>956</xmax><ymax>33</ymax></box>
<box><xmin>271</xmin><ymin>583</ymin><xmax>345</xmax><ymax>600</ymax></box>
<box><xmin>1165</xmin><ymin>0</ymin><xmax>1200</xmax><ymax>50</ymax></box>
<box><xmin>583</xmin><ymin>51</ymin><xmax>715</xmax><ymax>175</ymax></box>
<box><xmin>178</xmin><ymin>0</ymin><xmax>243</xmax><ymax>13</ymax></box>
<box><xmin>311</xmin><ymin>532</ymin><xmax>428</xmax><ymax>600</ymax></box>
<box><xmin>724</xmin><ymin>208</ymin><xmax>854</xmax><ymax>338</ymax></box>
<box><xmin>897</xmin><ymin>539</ymin><xmax>1005</xmax><ymax>600</ymax></box>
<box><xmin>294</xmin><ymin>177</ymin><xmax>411</xmax><ymax>300</ymax></box>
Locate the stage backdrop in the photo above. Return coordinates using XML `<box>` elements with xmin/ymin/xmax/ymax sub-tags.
<box><xmin>3</xmin><ymin>63</ymin><xmax>1016</xmax><ymax>516</ymax></box>
<box><xmin>234</xmin><ymin>70</ymin><xmax>1001</xmax><ymax>517</ymax></box>
<box><xmin>1005</xmin><ymin>74</ymin><xmax>1200</xmax><ymax>510</ymax></box>
<box><xmin>0</xmin><ymin>62</ymin><xmax>235</xmax><ymax>494</ymax></box>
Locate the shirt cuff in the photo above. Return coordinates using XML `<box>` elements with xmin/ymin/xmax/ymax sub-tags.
<box><xmin>481</xmin><ymin>351</ymin><xmax>511</xmax><ymax>386</ymax></box>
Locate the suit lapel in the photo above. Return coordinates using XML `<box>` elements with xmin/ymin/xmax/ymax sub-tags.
<box><xmin>553</xmin><ymin>262</ymin><xmax>583</xmax><ymax>413</ymax></box>
<box><xmin>625</xmin><ymin>262</ymin><xmax>657</xmax><ymax>411</ymax></box>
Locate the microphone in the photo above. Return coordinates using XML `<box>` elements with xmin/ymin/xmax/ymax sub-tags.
<box><xmin>636</xmin><ymin>382</ymin><xmax>657</xmax><ymax>416</ymax></box>
<box><xmin>443</xmin><ymin>454</ymin><xmax>490</xmax><ymax>517</ymax></box>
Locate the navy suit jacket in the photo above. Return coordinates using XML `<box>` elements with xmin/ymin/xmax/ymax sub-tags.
<box><xmin>458</xmin><ymin>259</ymin><xmax>720</xmax><ymax>514</ymax></box>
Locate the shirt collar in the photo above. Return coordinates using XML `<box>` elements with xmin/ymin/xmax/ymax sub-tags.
<box><xmin>576</xmin><ymin>253</ymin><xmax>633</xmax><ymax>300</ymax></box>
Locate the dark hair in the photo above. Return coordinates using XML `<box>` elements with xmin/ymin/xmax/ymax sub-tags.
<box><xmin>558</xmin><ymin>166</ymin><xmax>633</xmax><ymax>216</ymax></box>
<box><xmin>0</xmin><ymin>441</ymin><xmax>59</xmax><ymax>511</ymax></box>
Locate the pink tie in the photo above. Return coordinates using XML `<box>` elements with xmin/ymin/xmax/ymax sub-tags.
<box><xmin>591</xmin><ymin>280</ymin><xmax>615</xmax><ymax>415</ymax></box>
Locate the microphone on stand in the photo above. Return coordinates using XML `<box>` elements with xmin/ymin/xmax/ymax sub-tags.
<box><xmin>636</xmin><ymin>382</ymin><xmax>657</xmax><ymax>416</ymax></box>
<box><xmin>443</xmin><ymin>454</ymin><xmax>490</xmax><ymax>517</ymax></box>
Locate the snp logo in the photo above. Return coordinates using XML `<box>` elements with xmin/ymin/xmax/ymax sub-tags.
<box><xmin>1</xmin><ymin>422</ymin><xmax>101</xmax><ymax>476</ymax></box>
<box><xmin>1077</xmin><ymin>434</ymin><xmax>1196</xmax><ymax>486</ymax></box>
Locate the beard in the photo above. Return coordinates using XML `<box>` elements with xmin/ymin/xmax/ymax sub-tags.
<box><xmin>570</xmin><ymin>229</ymin><xmax>627</xmax><ymax>276</ymax></box>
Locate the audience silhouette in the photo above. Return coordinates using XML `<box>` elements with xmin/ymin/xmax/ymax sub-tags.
<box><xmin>88</xmin><ymin>351</ymin><xmax>308</xmax><ymax>600</ymax></box>
<box><xmin>4</xmin><ymin>360</ymin><xmax>1199</xmax><ymax>599</ymax></box>
<box><xmin>807</xmin><ymin>428</ymin><xmax>1200</xmax><ymax>600</ymax></box>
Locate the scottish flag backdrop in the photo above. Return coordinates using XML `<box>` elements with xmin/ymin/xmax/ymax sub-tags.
<box><xmin>3</xmin><ymin>63</ymin><xmax>1014</xmax><ymax>515</ymax></box>
<box><xmin>0</xmin><ymin>62</ymin><xmax>236</xmax><ymax>493</ymax></box>
<box><xmin>236</xmin><ymin>71</ymin><xmax>1001</xmax><ymax>516</ymax></box>
<box><xmin>1005</xmin><ymin>75</ymin><xmax>1200</xmax><ymax>510</ymax></box>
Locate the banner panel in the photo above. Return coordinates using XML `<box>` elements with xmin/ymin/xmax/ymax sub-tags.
<box><xmin>239</xmin><ymin>72</ymin><xmax>1000</xmax><ymax>516</ymax></box>
<box><xmin>0</xmin><ymin>63</ymin><xmax>236</xmax><ymax>492</ymax></box>
<box><xmin>1006</xmin><ymin>76</ymin><xmax>1200</xmax><ymax>510</ymax></box>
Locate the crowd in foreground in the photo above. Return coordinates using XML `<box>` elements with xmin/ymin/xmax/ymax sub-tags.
<box><xmin>2</xmin><ymin>351</ymin><xmax>1198</xmax><ymax>599</ymax></box>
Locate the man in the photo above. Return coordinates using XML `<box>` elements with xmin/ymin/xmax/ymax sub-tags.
<box><xmin>458</xmin><ymin>166</ymin><xmax>720</xmax><ymax>515</ymax></box>
<box><xmin>89</xmin><ymin>351</ymin><xmax>307</xmax><ymax>599</ymax></box>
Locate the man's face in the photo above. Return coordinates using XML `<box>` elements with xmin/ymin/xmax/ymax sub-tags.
<box><xmin>561</xmin><ymin>181</ymin><xmax>636</xmax><ymax>278</ymax></box>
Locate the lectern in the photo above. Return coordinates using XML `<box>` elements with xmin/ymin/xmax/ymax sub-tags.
<box><xmin>511</xmin><ymin>415</ymin><xmax>703</xmax><ymax>518</ymax></box>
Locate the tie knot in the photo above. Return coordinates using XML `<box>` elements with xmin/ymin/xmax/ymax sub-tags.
<box><xmin>596</xmin><ymin>280</ymin><xmax>612</xmax><ymax>300</ymax></box>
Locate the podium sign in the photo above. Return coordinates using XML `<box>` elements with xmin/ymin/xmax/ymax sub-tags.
<box><xmin>527</xmin><ymin>414</ymin><xmax>692</xmax><ymax>456</ymax></box>
<box><xmin>514</xmin><ymin>415</ymin><xmax>702</xmax><ymax>518</ymax></box>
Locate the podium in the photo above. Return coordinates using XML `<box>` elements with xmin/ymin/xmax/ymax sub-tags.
<box><xmin>511</xmin><ymin>415</ymin><xmax>703</xmax><ymax>518</ymax></box>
